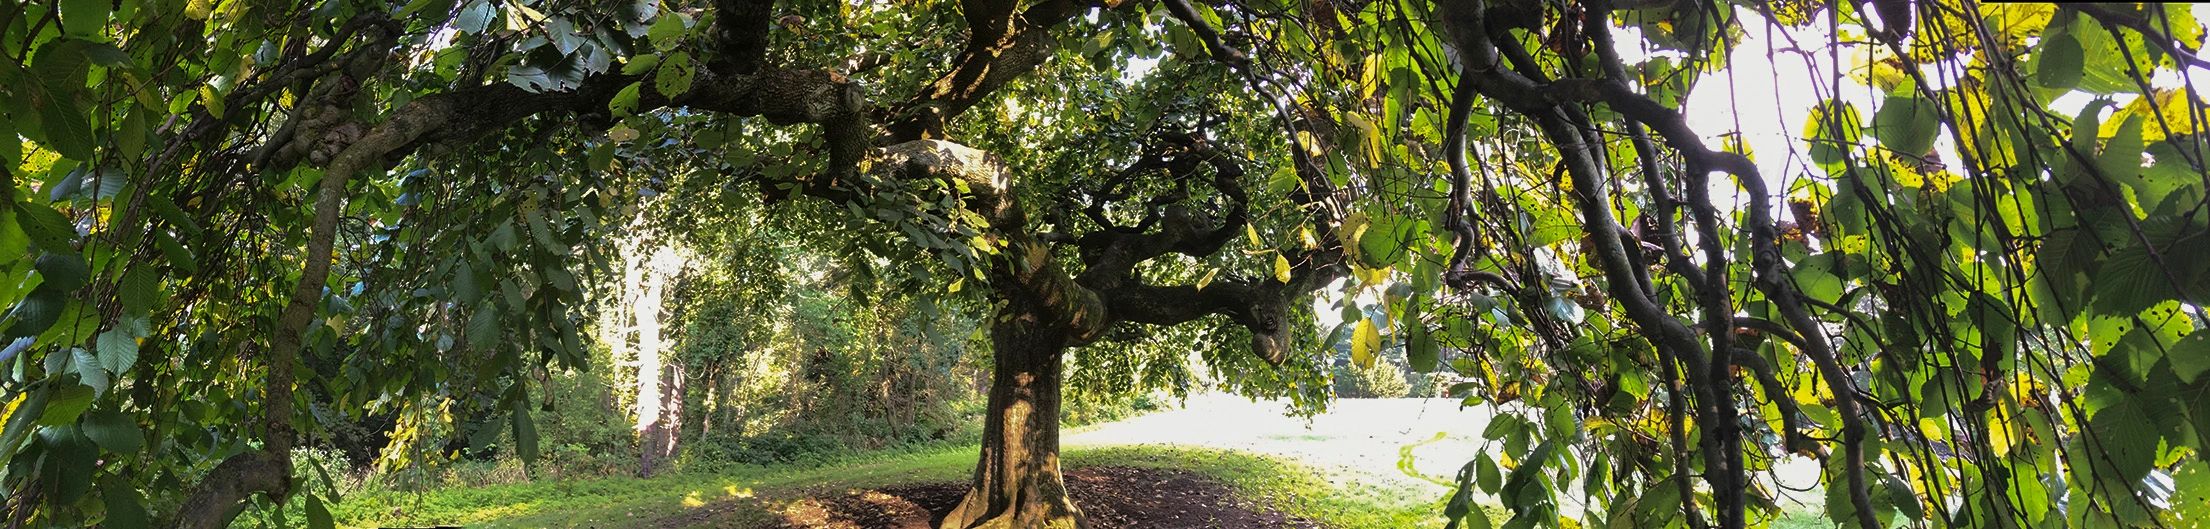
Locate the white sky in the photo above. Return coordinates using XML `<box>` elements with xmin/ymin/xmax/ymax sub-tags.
<box><xmin>1670</xmin><ymin>5</ymin><xmax>2210</xmax><ymax>208</ymax></box>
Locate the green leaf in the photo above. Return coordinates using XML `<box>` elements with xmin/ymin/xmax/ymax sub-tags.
<box><xmin>1407</xmin><ymin>322</ymin><xmax>1438</xmax><ymax>373</ymax></box>
<box><xmin>0</xmin><ymin>208</ymin><xmax>26</xmax><ymax>262</ymax></box>
<box><xmin>2035</xmin><ymin>33</ymin><xmax>2083</xmax><ymax>90</ymax></box>
<box><xmin>72</xmin><ymin>347</ymin><xmax>109</xmax><ymax>395</ymax></box>
<box><xmin>80</xmin><ymin>409</ymin><xmax>142</xmax><ymax>454</ymax></box>
<box><xmin>1872</xmin><ymin>93</ymin><xmax>1940</xmax><ymax>156</ymax></box>
<box><xmin>655</xmin><ymin>51</ymin><xmax>695</xmax><ymax>98</ymax></box>
<box><xmin>648</xmin><ymin>14</ymin><xmax>689</xmax><ymax>52</ymax></box>
<box><xmin>305</xmin><ymin>493</ymin><xmax>335</xmax><ymax>529</ymax></box>
<box><xmin>609</xmin><ymin>82</ymin><xmax>643</xmax><ymax>117</ymax></box>
<box><xmin>153</xmin><ymin>230</ymin><xmax>198</xmax><ymax>275</ymax></box>
<box><xmin>100</xmin><ymin>480</ymin><xmax>150</xmax><ymax>529</ymax></box>
<box><xmin>1475</xmin><ymin>452</ymin><xmax>1502</xmax><ymax>494</ymax></box>
<box><xmin>16</xmin><ymin>202</ymin><xmax>78</xmax><ymax>253</ymax></box>
<box><xmin>490</xmin><ymin>222</ymin><xmax>520</xmax><ymax>253</ymax></box>
<box><xmin>147</xmin><ymin>194</ymin><xmax>201</xmax><ymax>238</ymax></box>
<box><xmin>453</xmin><ymin>261</ymin><xmax>483</xmax><ymax>304</ymax></box>
<box><xmin>620</xmin><ymin>53</ymin><xmax>661</xmax><ymax>75</ymax></box>
<box><xmin>1881</xmin><ymin>474</ymin><xmax>1924</xmax><ymax>521</ymax></box>
<box><xmin>2097</xmin><ymin>114</ymin><xmax>2145</xmax><ymax>180</ymax></box>
<box><xmin>58</xmin><ymin>0</ymin><xmax>109</xmax><ymax>36</ymax></box>
<box><xmin>2091</xmin><ymin>242</ymin><xmax>2168</xmax><ymax>316</ymax></box>
<box><xmin>467</xmin><ymin>304</ymin><xmax>500</xmax><ymax>351</ymax></box>
<box><xmin>38</xmin><ymin>385</ymin><xmax>95</xmax><ymax>426</ymax></box>
<box><xmin>2086</xmin><ymin>397</ymin><xmax>2157</xmax><ymax>485</ymax></box>
<box><xmin>34</xmin><ymin>252</ymin><xmax>90</xmax><ymax>292</ymax></box>
<box><xmin>96</xmin><ymin>329</ymin><xmax>137</xmax><ymax>375</ymax></box>
<box><xmin>511</xmin><ymin>406</ymin><xmax>540</xmax><ymax>462</ymax></box>
<box><xmin>119</xmin><ymin>266</ymin><xmax>159</xmax><ymax>314</ymax></box>
<box><xmin>40</xmin><ymin>425</ymin><xmax>96</xmax><ymax>503</ymax></box>
<box><xmin>5</xmin><ymin>288</ymin><xmax>67</xmax><ymax>338</ymax></box>
<box><xmin>2174</xmin><ymin>461</ymin><xmax>2210</xmax><ymax>526</ymax></box>
<box><xmin>454</xmin><ymin>0</ymin><xmax>494</xmax><ymax>33</ymax></box>
<box><xmin>38</xmin><ymin>98</ymin><xmax>96</xmax><ymax>161</ymax></box>
<box><xmin>2171</xmin><ymin>329</ymin><xmax>2210</xmax><ymax>383</ymax></box>
<box><xmin>525</xmin><ymin>211</ymin><xmax>565</xmax><ymax>252</ymax></box>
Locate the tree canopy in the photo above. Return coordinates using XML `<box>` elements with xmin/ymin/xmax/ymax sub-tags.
<box><xmin>1</xmin><ymin>0</ymin><xmax>2207</xmax><ymax>528</ymax></box>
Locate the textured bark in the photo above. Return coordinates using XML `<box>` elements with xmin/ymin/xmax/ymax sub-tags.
<box><xmin>635</xmin><ymin>245</ymin><xmax>682</xmax><ymax>477</ymax></box>
<box><xmin>939</xmin><ymin>304</ymin><xmax>1083</xmax><ymax>529</ymax></box>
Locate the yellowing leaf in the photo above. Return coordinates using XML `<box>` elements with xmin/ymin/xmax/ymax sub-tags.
<box><xmin>1351</xmin><ymin>318</ymin><xmax>1380</xmax><ymax>368</ymax></box>
<box><xmin>1274</xmin><ymin>254</ymin><xmax>1293</xmax><ymax>283</ymax></box>
<box><xmin>1196</xmin><ymin>268</ymin><xmax>1218</xmax><ymax>291</ymax></box>
<box><xmin>2104</xmin><ymin>90</ymin><xmax>2198</xmax><ymax>143</ymax></box>
<box><xmin>1343</xmin><ymin>113</ymin><xmax>1384</xmax><ymax>168</ymax></box>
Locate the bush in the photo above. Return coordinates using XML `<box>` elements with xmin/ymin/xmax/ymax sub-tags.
<box><xmin>1407</xmin><ymin>371</ymin><xmax>1468</xmax><ymax>398</ymax></box>
<box><xmin>1333</xmin><ymin>360</ymin><xmax>1410</xmax><ymax>398</ymax></box>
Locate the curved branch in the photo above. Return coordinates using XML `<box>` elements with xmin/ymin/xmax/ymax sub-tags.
<box><xmin>1548</xmin><ymin>26</ymin><xmax>1884</xmax><ymax>529</ymax></box>
<box><xmin>1160</xmin><ymin>0</ymin><xmax>1247</xmax><ymax>65</ymax></box>
<box><xmin>883</xmin><ymin>0</ymin><xmax>1109</xmax><ymax>140</ymax></box>
<box><xmin>1440</xmin><ymin>71</ymin><xmax>1487</xmax><ymax>291</ymax></box>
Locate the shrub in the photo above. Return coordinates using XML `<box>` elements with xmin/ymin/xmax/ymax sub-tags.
<box><xmin>1333</xmin><ymin>360</ymin><xmax>1410</xmax><ymax>398</ymax></box>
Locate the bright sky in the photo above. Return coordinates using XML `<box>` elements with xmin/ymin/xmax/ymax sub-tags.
<box><xmin>1669</xmin><ymin>5</ymin><xmax>2210</xmax><ymax>209</ymax></box>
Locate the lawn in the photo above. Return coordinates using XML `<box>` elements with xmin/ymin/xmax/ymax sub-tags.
<box><xmin>332</xmin><ymin>445</ymin><xmax>1467</xmax><ymax>528</ymax></box>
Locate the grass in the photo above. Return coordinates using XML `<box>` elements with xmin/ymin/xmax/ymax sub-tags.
<box><xmin>332</xmin><ymin>444</ymin><xmax>1464</xmax><ymax>528</ymax></box>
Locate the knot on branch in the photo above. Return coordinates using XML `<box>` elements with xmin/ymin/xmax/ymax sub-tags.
<box><xmin>877</xmin><ymin>140</ymin><xmax>1010</xmax><ymax>195</ymax></box>
<box><xmin>1231</xmin><ymin>291</ymin><xmax>1294</xmax><ymax>365</ymax></box>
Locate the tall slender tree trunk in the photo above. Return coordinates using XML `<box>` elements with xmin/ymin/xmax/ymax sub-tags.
<box><xmin>939</xmin><ymin>306</ymin><xmax>1084</xmax><ymax>529</ymax></box>
<box><xmin>634</xmin><ymin>245</ymin><xmax>681</xmax><ymax>477</ymax></box>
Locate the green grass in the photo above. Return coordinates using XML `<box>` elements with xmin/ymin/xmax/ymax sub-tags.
<box><xmin>333</xmin><ymin>445</ymin><xmax>1460</xmax><ymax>528</ymax></box>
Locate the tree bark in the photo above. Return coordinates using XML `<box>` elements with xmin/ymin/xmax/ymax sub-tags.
<box><xmin>635</xmin><ymin>245</ymin><xmax>678</xmax><ymax>477</ymax></box>
<box><xmin>939</xmin><ymin>304</ymin><xmax>1084</xmax><ymax>529</ymax></box>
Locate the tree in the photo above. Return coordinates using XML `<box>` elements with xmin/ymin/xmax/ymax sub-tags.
<box><xmin>1</xmin><ymin>1</ymin><xmax>2206</xmax><ymax>529</ymax></box>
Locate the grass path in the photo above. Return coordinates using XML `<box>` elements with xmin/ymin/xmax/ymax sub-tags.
<box><xmin>333</xmin><ymin>445</ymin><xmax>1453</xmax><ymax>528</ymax></box>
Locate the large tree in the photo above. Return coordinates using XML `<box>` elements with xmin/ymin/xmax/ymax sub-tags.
<box><xmin>0</xmin><ymin>0</ymin><xmax>1353</xmax><ymax>527</ymax></box>
<box><xmin>3</xmin><ymin>0</ymin><xmax>2208</xmax><ymax>528</ymax></box>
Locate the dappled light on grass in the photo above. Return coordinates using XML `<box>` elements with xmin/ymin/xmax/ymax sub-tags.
<box><xmin>680</xmin><ymin>485</ymin><xmax>755</xmax><ymax>509</ymax></box>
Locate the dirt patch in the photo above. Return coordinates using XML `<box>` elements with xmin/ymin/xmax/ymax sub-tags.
<box><xmin>666</xmin><ymin>466</ymin><xmax>1320</xmax><ymax>528</ymax></box>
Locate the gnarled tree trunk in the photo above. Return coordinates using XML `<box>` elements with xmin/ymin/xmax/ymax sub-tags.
<box><xmin>939</xmin><ymin>303</ymin><xmax>1083</xmax><ymax>529</ymax></box>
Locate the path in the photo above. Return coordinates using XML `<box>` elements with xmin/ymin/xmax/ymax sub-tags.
<box><xmin>1068</xmin><ymin>393</ymin><xmax>1826</xmax><ymax>516</ymax></box>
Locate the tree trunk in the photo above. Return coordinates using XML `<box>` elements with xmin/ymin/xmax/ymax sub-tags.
<box><xmin>939</xmin><ymin>309</ymin><xmax>1084</xmax><ymax>529</ymax></box>
<box><xmin>634</xmin><ymin>245</ymin><xmax>677</xmax><ymax>477</ymax></box>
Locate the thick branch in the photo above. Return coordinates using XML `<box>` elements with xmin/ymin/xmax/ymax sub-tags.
<box><xmin>711</xmin><ymin>0</ymin><xmax>778</xmax><ymax>74</ymax></box>
<box><xmin>884</xmin><ymin>0</ymin><xmax>1104</xmax><ymax>140</ymax></box>
<box><xmin>1160</xmin><ymin>0</ymin><xmax>1247</xmax><ymax>65</ymax></box>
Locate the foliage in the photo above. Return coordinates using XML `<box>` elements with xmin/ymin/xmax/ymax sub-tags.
<box><xmin>0</xmin><ymin>0</ymin><xmax>2205</xmax><ymax>527</ymax></box>
<box><xmin>1334</xmin><ymin>357</ymin><xmax>1412</xmax><ymax>399</ymax></box>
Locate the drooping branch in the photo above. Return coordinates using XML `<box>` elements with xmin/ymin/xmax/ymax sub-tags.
<box><xmin>1436</xmin><ymin>2</ymin><xmax>1754</xmax><ymax>526</ymax></box>
<box><xmin>168</xmin><ymin>81</ymin><xmax>398</xmax><ymax>529</ymax></box>
<box><xmin>1545</xmin><ymin>9</ymin><xmax>1882</xmax><ymax>529</ymax></box>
